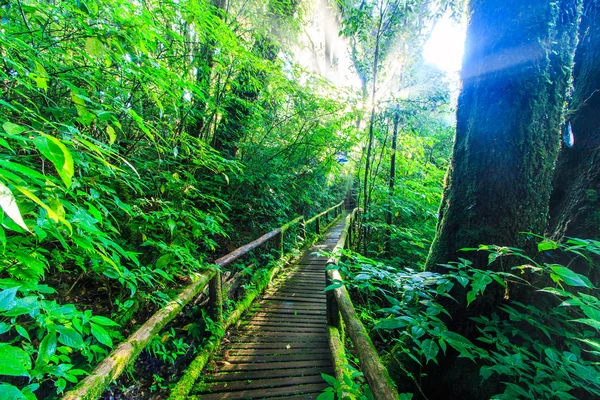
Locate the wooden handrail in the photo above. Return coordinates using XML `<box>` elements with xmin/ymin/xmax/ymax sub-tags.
<box><xmin>62</xmin><ymin>271</ymin><xmax>214</xmax><ymax>400</ymax></box>
<box><xmin>62</xmin><ymin>202</ymin><xmax>344</xmax><ymax>400</ymax></box>
<box><xmin>326</xmin><ymin>208</ymin><xmax>400</xmax><ymax>400</ymax></box>
<box><xmin>305</xmin><ymin>200</ymin><xmax>344</xmax><ymax>225</ymax></box>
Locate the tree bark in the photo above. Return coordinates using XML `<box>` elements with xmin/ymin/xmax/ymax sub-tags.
<box><xmin>548</xmin><ymin>0</ymin><xmax>600</xmax><ymax>241</ymax></box>
<box><xmin>426</xmin><ymin>0</ymin><xmax>581</xmax><ymax>271</ymax></box>
<box><xmin>422</xmin><ymin>1</ymin><xmax>581</xmax><ymax>398</ymax></box>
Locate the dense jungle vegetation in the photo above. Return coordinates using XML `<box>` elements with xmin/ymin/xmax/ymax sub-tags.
<box><xmin>0</xmin><ymin>0</ymin><xmax>599</xmax><ymax>399</ymax></box>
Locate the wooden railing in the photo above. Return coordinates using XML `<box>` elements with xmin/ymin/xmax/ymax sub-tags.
<box><xmin>326</xmin><ymin>208</ymin><xmax>400</xmax><ymax>400</ymax></box>
<box><xmin>63</xmin><ymin>201</ymin><xmax>344</xmax><ymax>400</ymax></box>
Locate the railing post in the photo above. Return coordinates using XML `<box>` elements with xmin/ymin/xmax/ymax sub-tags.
<box><xmin>348</xmin><ymin>216</ymin><xmax>353</xmax><ymax>248</ymax></box>
<box><xmin>208</xmin><ymin>271</ymin><xmax>223</xmax><ymax>324</ymax></box>
<box><xmin>316</xmin><ymin>216</ymin><xmax>321</xmax><ymax>235</ymax></box>
<box><xmin>300</xmin><ymin>218</ymin><xmax>306</xmax><ymax>242</ymax></box>
<box><xmin>326</xmin><ymin>268</ymin><xmax>340</xmax><ymax>328</ymax></box>
<box><xmin>275</xmin><ymin>229</ymin><xmax>284</xmax><ymax>259</ymax></box>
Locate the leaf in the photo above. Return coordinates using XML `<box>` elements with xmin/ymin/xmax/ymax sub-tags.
<box><xmin>90</xmin><ymin>322</ymin><xmax>112</xmax><ymax>347</ymax></box>
<box><xmin>106</xmin><ymin>125</ymin><xmax>116</xmax><ymax>145</ymax></box>
<box><xmin>156</xmin><ymin>254</ymin><xmax>171</xmax><ymax>270</ymax></box>
<box><xmin>538</xmin><ymin>240</ymin><xmax>559</xmax><ymax>252</ymax></box>
<box><xmin>35</xmin><ymin>331</ymin><xmax>57</xmax><ymax>366</ymax></box>
<box><xmin>456</xmin><ymin>275</ymin><xmax>469</xmax><ymax>287</ymax></box>
<box><xmin>57</xmin><ymin>326</ymin><xmax>84</xmax><ymax>349</ymax></box>
<box><xmin>0</xmin><ymin>384</ymin><xmax>27</xmax><ymax>400</ymax></box>
<box><xmin>0</xmin><ymin>323</ymin><xmax>10</xmax><ymax>335</ymax></box>
<box><xmin>421</xmin><ymin>339</ymin><xmax>439</xmax><ymax>363</ymax></box>
<box><xmin>90</xmin><ymin>316</ymin><xmax>119</xmax><ymax>327</ymax></box>
<box><xmin>167</xmin><ymin>218</ymin><xmax>176</xmax><ymax>235</ymax></box>
<box><xmin>34</xmin><ymin>62</ymin><xmax>49</xmax><ymax>91</ymax></box>
<box><xmin>33</xmin><ymin>134</ymin><xmax>74</xmax><ymax>188</ymax></box>
<box><xmin>571</xmin><ymin>318</ymin><xmax>600</xmax><ymax>330</ymax></box>
<box><xmin>2</xmin><ymin>122</ymin><xmax>26</xmax><ymax>135</ymax></box>
<box><xmin>466</xmin><ymin>290</ymin><xmax>476</xmax><ymax>306</ymax></box>
<box><xmin>15</xmin><ymin>325</ymin><xmax>30</xmax><ymax>341</ymax></box>
<box><xmin>0</xmin><ymin>287</ymin><xmax>18</xmax><ymax>311</ymax></box>
<box><xmin>549</xmin><ymin>265</ymin><xmax>593</xmax><ymax>288</ymax></box>
<box><xmin>0</xmin><ymin>181</ymin><xmax>29</xmax><ymax>232</ymax></box>
<box><xmin>15</xmin><ymin>186</ymin><xmax>72</xmax><ymax>233</ymax></box>
<box><xmin>316</xmin><ymin>391</ymin><xmax>335</xmax><ymax>400</ymax></box>
<box><xmin>320</xmin><ymin>373</ymin><xmax>338</xmax><ymax>387</ymax></box>
<box><xmin>85</xmin><ymin>37</ymin><xmax>104</xmax><ymax>57</ymax></box>
<box><xmin>373</xmin><ymin>318</ymin><xmax>407</xmax><ymax>330</ymax></box>
<box><xmin>0</xmin><ymin>343</ymin><xmax>31</xmax><ymax>376</ymax></box>
<box><xmin>324</xmin><ymin>280</ymin><xmax>343</xmax><ymax>292</ymax></box>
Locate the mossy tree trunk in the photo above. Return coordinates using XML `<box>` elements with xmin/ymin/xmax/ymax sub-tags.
<box><xmin>426</xmin><ymin>0</ymin><xmax>581</xmax><ymax>272</ymax></box>
<box><xmin>421</xmin><ymin>1</ymin><xmax>581</xmax><ymax>399</ymax></box>
<box><xmin>548</xmin><ymin>0</ymin><xmax>600</xmax><ymax>241</ymax></box>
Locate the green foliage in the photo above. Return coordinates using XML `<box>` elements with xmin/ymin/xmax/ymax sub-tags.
<box><xmin>318</xmin><ymin>366</ymin><xmax>375</xmax><ymax>400</ymax></box>
<box><xmin>341</xmin><ymin>237</ymin><xmax>600</xmax><ymax>399</ymax></box>
<box><xmin>0</xmin><ymin>0</ymin><xmax>351</xmax><ymax>397</ymax></box>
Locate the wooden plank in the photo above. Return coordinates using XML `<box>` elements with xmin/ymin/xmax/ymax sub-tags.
<box><xmin>235</xmin><ymin>331</ymin><xmax>322</xmax><ymax>338</ymax></box>
<box><xmin>263</xmin><ymin>296</ymin><xmax>326</xmax><ymax>303</ymax></box>
<box><xmin>240</xmin><ymin>322</ymin><xmax>326</xmax><ymax>330</ymax></box>
<box><xmin>249</xmin><ymin>312</ymin><xmax>326</xmax><ymax>321</ymax></box>
<box><xmin>280</xmin><ymin>277</ymin><xmax>324</xmax><ymax>283</ymax></box>
<box><xmin>253</xmin><ymin>303</ymin><xmax>326</xmax><ymax>312</ymax></box>
<box><xmin>239</xmin><ymin>325</ymin><xmax>326</xmax><ymax>333</ymax></box>
<box><xmin>227</xmin><ymin>348</ymin><xmax>330</xmax><ymax>356</ymax></box>
<box><xmin>267</xmin><ymin>293</ymin><xmax>325</xmax><ymax>300</ymax></box>
<box><xmin>228</xmin><ymin>335</ymin><xmax>327</xmax><ymax>343</ymax></box>
<box><xmin>219</xmin><ymin>353</ymin><xmax>330</xmax><ymax>363</ymax></box>
<box><xmin>194</xmin><ymin>383</ymin><xmax>329</xmax><ymax>399</ymax></box>
<box><xmin>228</xmin><ymin>342</ymin><xmax>329</xmax><ymax>350</ymax></box>
<box><xmin>249</xmin><ymin>309</ymin><xmax>326</xmax><ymax>316</ymax></box>
<box><xmin>277</xmin><ymin>283</ymin><xmax>324</xmax><ymax>289</ymax></box>
<box><xmin>242</xmin><ymin>319</ymin><xmax>326</xmax><ymax>327</ymax></box>
<box><xmin>213</xmin><ymin>359</ymin><xmax>333</xmax><ymax>372</ymax></box>
<box><xmin>266</xmin><ymin>289</ymin><xmax>325</xmax><ymax>296</ymax></box>
<box><xmin>205</xmin><ymin>367</ymin><xmax>333</xmax><ymax>382</ymax></box>
<box><xmin>259</xmin><ymin>301</ymin><xmax>325</xmax><ymax>310</ymax></box>
<box><xmin>198</xmin><ymin>374</ymin><xmax>327</xmax><ymax>393</ymax></box>
<box><xmin>242</xmin><ymin>320</ymin><xmax>325</xmax><ymax>328</ymax></box>
<box><xmin>289</xmin><ymin>272</ymin><xmax>325</xmax><ymax>276</ymax></box>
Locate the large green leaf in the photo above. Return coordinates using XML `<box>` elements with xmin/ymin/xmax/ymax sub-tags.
<box><xmin>90</xmin><ymin>315</ymin><xmax>119</xmax><ymax>327</ymax></box>
<box><xmin>90</xmin><ymin>322</ymin><xmax>112</xmax><ymax>347</ymax></box>
<box><xmin>0</xmin><ymin>181</ymin><xmax>29</xmax><ymax>232</ymax></box>
<box><xmin>35</xmin><ymin>331</ymin><xmax>57</xmax><ymax>366</ymax></box>
<box><xmin>421</xmin><ymin>339</ymin><xmax>439</xmax><ymax>363</ymax></box>
<box><xmin>56</xmin><ymin>326</ymin><xmax>84</xmax><ymax>349</ymax></box>
<box><xmin>32</xmin><ymin>134</ymin><xmax>74</xmax><ymax>188</ymax></box>
<box><xmin>373</xmin><ymin>318</ymin><xmax>407</xmax><ymax>330</ymax></box>
<box><xmin>0</xmin><ymin>343</ymin><xmax>31</xmax><ymax>377</ymax></box>
<box><xmin>549</xmin><ymin>265</ymin><xmax>593</xmax><ymax>288</ymax></box>
<box><xmin>2</xmin><ymin>122</ymin><xmax>27</xmax><ymax>135</ymax></box>
<box><xmin>0</xmin><ymin>384</ymin><xmax>27</xmax><ymax>400</ymax></box>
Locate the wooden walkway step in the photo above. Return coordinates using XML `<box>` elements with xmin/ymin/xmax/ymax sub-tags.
<box><xmin>193</xmin><ymin>218</ymin><xmax>346</xmax><ymax>399</ymax></box>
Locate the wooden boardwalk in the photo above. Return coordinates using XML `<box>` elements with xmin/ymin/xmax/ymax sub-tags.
<box><xmin>192</xmin><ymin>219</ymin><xmax>346</xmax><ymax>399</ymax></box>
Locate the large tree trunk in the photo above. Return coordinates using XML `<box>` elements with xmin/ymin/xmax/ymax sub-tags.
<box><xmin>548</xmin><ymin>0</ymin><xmax>600</xmax><ymax>241</ymax></box>
<box><xmin>426</xmin><ymin>0</ymin><xmax>580</xmax><ymax>271</ymax></box>
<box><xmin>421</xmin><ymin>1</ymin><xmax>581</xmax><ymax>399</ymax></box>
